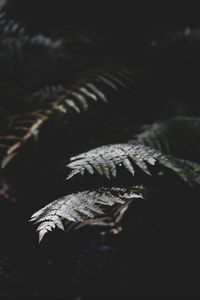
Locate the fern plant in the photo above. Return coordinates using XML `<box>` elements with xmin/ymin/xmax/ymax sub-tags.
<box><xmin>0</xmin><ymin>1</ymin><xmax>200</xmax><ymax>246</ymax></box>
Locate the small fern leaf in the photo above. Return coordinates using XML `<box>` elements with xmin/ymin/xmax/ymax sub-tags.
<box><xmin>30</xmin><ymin>185</ymin><xmax>147</xmax><ymax>241</ymax></box>
<box><xmin>67</xmin><ymin>143</ymin><xmax>200</xmax><ymax>186</ymax></box>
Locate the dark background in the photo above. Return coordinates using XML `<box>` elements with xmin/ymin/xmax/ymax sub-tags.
<box><xmin>13</xmin><ymin>1</ymin><xmax>200</xmax><ymax>32</ymax></box>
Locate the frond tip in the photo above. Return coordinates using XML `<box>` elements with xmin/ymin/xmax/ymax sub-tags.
<box><xmin>30</xmin><ymin>186</ymin><xmax>148</xmax><ymax>242</ymax></box>
<box><xmin>66</xmin><ymin>143</ymin><xmax>200</xmax><ymax>186</ymax></box>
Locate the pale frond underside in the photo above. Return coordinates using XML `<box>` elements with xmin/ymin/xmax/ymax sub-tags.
<box><xmin>67</xmin><ymin>143</ymin><xmax>200</xmax><ymax>186</ymax></box>
<box><xmin>30</xmin><ymin>185</ymin><xmax>147</xmax><ymax>242</ymax></box>
<box><xmin>130</xmin><ymin>117</ymin><xmax>200</xmax><ymax>157</ymax></box>
<box><xmin>0</xmin><ymin>66</ymin><xmax>134</xmax><ymax>168</ymax></box>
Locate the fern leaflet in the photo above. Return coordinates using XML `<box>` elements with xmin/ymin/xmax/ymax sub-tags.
<box><xmin>67</xmin><ymin>143</ymin><xmax>200</xmax><ymax>186</ymax></box>
<box><xmin>30</xmin><ymin>185</ymin><xmax>148</xmax><ymax>242</ymax></box>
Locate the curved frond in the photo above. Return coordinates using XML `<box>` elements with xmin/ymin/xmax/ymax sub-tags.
<box><xmin>130</xmin><ymin>117</ymin><xmax>200</xmax><ymax>160</ymax></box>
<box><xmin>30</xmin><ymin>185</ymin><xmax>148</xmax><ymax>242</ymax></box>
<box><xmin>29</xmin><ymin>64</ymin><xmax>134</xmax><ymax>108</ymax></box>
<box><xmin>0</xmin><ymin>65</ymin><xmax>135</xmax><ymax>168</ymax></box>
<box><xmin>67</xmin><ymin>143</ymin><xmax>200</xmax><ymax>186</ymax></box>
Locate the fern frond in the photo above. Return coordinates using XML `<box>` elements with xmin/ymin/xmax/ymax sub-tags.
<box><xmin>130</xmin><ymin>117</ymin><xmax>200</xmax><ymax>159</ymax></box>
<box><xmin>30</xmin><ymin>64</ymin><xmax>134</xmax><ymax>107</ymax></box>
<box><xmin>0</xmin><ymin>65</ymin><xmax>134</xmax><ymax>168</ymax></box>
<box><xmin>67</xmin><ymin>143</ymin><xmax>200</xmax><ymax>186</ymax></box>
<box><xmin>30</xmin><ymin>185</ymin><xmax>148</xmax><ymax>242</ymax></box>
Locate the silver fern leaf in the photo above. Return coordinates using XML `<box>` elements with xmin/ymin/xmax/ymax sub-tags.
<box><xmin>30</xmin><ymin>185</ymin><xmax>148</xmax><ymax>242</ymax></box>
<box><xmin>67</xmin><ymin>143</ymin><xmax>200</xmax><ymax>186</ymax></box>
<box><xmin>129</xmin><ymin>117</ymin><xmax>200</xmax><ymax>158</ymax></box>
